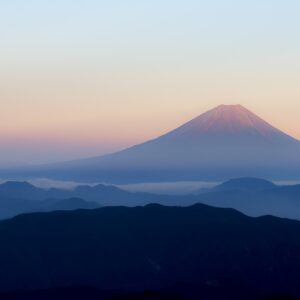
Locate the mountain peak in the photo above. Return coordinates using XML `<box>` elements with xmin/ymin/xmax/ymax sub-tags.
<box><xmin>202</xmin><ymin>104</ymin><xmax>267</xmax><ymax>131</ymax></box>
<box><xmin>206</xmin><ymin>104</ymin><xmax>258</xmax><ymax>127</ymax></box>
<box><xmin>161</xmin><ymin>104</ymin><xmax>296</xmax><ymax>144</ymax></box>
<box><xmin>215</xmin><ymin>104</ymin><xmax>245</xmax><ymax>110</ymax></box>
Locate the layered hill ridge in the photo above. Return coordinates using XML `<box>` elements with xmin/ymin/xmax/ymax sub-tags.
<box><xmin>1</xmin><ymin>178</ymin><xmax>300</xmax><ymax>220</ymax></box>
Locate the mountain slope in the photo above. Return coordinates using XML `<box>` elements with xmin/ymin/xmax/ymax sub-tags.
<box><xmin>1</xmin><ymin>204</ymin><xmax>300</xmax><ymax>296</ymax></box>
<box><xmin>20</xmin><ymin>104</ymin><xmax>299</xmax><ymax>183</ymax></box>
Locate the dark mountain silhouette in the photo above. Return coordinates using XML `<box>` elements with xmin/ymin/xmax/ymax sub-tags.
<box><xmin>1</xmin><ymin>204</ymin><xmax>300</xmax><ymax>297</ymax></box>
<box><xmin>10</xmin><ymin>104</ymin><xmax>300</xmax><ymax>183</ymax></box>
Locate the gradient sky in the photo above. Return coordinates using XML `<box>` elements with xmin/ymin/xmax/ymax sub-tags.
<box><xmin>1</xmin><ymin>0</ymin><xmax>300</xmax><ymax>164</ymax></box>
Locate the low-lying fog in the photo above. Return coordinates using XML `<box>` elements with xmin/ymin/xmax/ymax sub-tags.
<box><xmin>0</xmin><ymin>178</ymin><xmax>218</xmax><ymax>194</ymax></box>
<box><xmin>1</xmin><ymin>178</ymin><xmax>300</xmax><ymax>195</ymax></box>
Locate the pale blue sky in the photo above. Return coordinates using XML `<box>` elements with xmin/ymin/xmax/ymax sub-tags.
<box><xmin>0</xmin><ymin>1</ymin><xmax>300</xmax><ymax>163</ymax></box>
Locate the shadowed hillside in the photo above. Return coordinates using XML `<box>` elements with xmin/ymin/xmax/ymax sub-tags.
<box><xmin>0</xmin><ymin>204</ymin><xmax>300</xmax><ymax>298</ymax></box>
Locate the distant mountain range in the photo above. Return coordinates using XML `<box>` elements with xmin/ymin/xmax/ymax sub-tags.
<box><xmin>1</xmin><ymin>177</ymin><xmax>300</xmax><ymax>220</ymax></box>
<box><xmin>193</xmin><ymin>178</ymin><xmax>300</xmax><ymax>220</ymax></box>
<box><xmin>0</xmin><ymin>181</ymin><xmax>101</xmax><ymax>219</ymax></box>
<box><xmin>8</xmin><ymin>104</ymin><xmax>300</xmax><ymax>183</ymax></box>
<box><xmin>1</xmin><ymin>204</ymin><xmax>300</xmax><ymax>298</ymax></box>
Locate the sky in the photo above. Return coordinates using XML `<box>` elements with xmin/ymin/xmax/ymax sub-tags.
<box><xmin>0</xmin><ymin>0</ymin><xmax>300</xmax><ymax>164</ymax></box>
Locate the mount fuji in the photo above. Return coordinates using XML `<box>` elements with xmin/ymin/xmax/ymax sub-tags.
<box><xmin>13</xmin><ymin>105</ymin><xmax>300</xmax><ymax>183</ymax></box>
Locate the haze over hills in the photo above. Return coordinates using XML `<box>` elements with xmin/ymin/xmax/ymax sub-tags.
<box><xmin>1</xmin><ymin>178</ymin><xmax>300</xmax><ymax>220</ymax></box>
<box><xmin>4</xmin><ymin>104</ymin><xmax>300</xmax><ymax>183</ymax></box>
